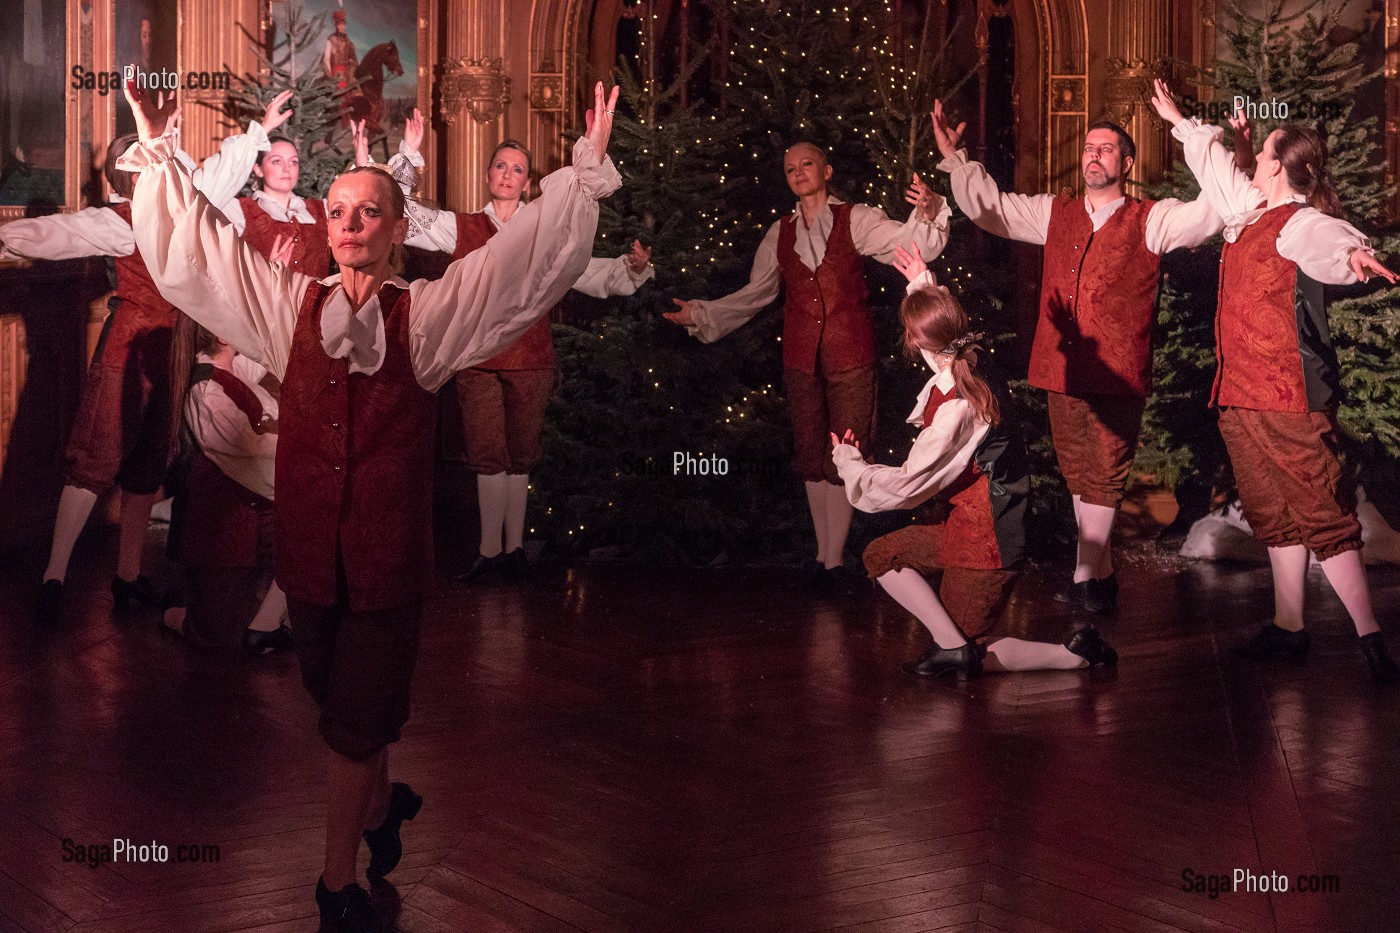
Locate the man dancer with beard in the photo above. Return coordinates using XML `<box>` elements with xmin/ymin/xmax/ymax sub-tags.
<box><xmin>931</xmin><ymin>101</ymin><xmax>1222</xmax><ymax>612</ymax></box>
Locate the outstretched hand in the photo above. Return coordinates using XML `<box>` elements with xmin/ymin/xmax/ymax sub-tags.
<box><xmin>1227</xmin><ymin>106</ymin><xmax>1256</xmax><ymax>173</ymax></box>
<box><xmin>829</xmin><ymin>429</ymin><xmax>861</xmax><ymax>453</ymax></box>
<box><xmin>261</xmin><ymin>90</ymin><xmax>294</xmax><ymax>136</ymax></box>
<box><xmin>403</xmin><ymin>107</ymin><xmax>424</xmax><ymax>154</ymax></box>
<box><xmin>625</xmin><ymin>239</ymin><xmax>652</xmax><ymax>274</ymax></box>
<box><xmin>664</xmin><ymin>298</ymin><xmax>695</xmax><ymax>328</ymax></box>
<box><xmin>583</xmin><ymin>82</ymin><xmax>621</xmax><ymax>159</ymax></box>
<box><xmin>905</xmin><ymin>173</ymin><xmax>938</xmax><ymax>220</ymax></box>
<box><xmin>1350</xmin><ymin>249</ymin><xmax>1399</xmax><ymax>285</ymax></box>
<box><xmin>1149</xmin><ymin>78</ymin><xmax>1185</xmax><ymax>126</ymax></box>
<box><xmin>891</xmin><ymin>245</ymin><xmax>928</xmax><ymax>284</ymax></box>
<box><xmin>269</xmin><ymin>233</ymin><xmax>295</xmax><ymax>266</ymax></box>
<box><xmin>122</xmin><ymin>80</ymin><xmax>178</xmax><ymax>143</ymax></box>
<box><xmin>930</xmin><ymin>99</ymin><xmax>966</xmax><ymax>162</ymax></box>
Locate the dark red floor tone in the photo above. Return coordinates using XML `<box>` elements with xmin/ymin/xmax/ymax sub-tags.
<box><xmin>1</xmin><ymin>535</ymin><xmax>1398</xmax><ymax>932</ymax></box>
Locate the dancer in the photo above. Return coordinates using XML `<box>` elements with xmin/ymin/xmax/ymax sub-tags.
<box><xmin>0</xmin><ymin>133</ymin><xmax>256</xmax><ymax>625</ymax></box>
<box><xmin>205</xmin><ymin>90</ymin><xmax>334</xmax><ymax>277</ymax></box>
<box><xmin>832</xmin><ymin>247</ymin><xmax>1117</xmax><ymax>677</ymax></box>
<box><xmin>163</xmin><ymin>314</ymin><xmax>290</xmax><ymax>655</ymax></box>
<box><xmin>665</xmin><ymin>143</ymin><xmax>951</xmax><ymax>594</ymax></box>
<box><xmin>1150</xmin><ymin>79</ymin><xmax>1400</xmax><ymax>682</ymax></box>
<box><xmin>385</xmin><ymin>128</ymin><xmax>654</xmax><ymax>579</ymax></box>
<box><xmin>120</xmin><ymin>80</ymin><xmax>621</xmax><ymax>931</ymax></box>
<box><xmin>930</xmin><ymin>99</ymin><xmax>1222</xmax><ymax>612</ymax></box>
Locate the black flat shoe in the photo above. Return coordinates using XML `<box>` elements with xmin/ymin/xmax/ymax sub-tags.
<box><xmin>1065</xmin><ymin>625</ymin><xmax>1118</xmax><ymax>667</ymax></box>
<box><xmin>1055</xmin><ymin>574</ymin><xmax>1118</xmax><ymax>613</ymax></box>
<box><xmin>1236</xmin><ymin>623</ymin><xmax>1310</xmax><ymax>662</ymax></box>
<box><xmin>452</xmin><ymin>553</ymin><xmax>505</xmax><ymax>583</ymax></box>
<box><xmin>1359</xmin><ymin>633</ymin><xmax>1400</xmax><ymax>684</ymax></box>
<box><xmin>242</xmin><ymin>625</ymin><xmax>293</xmax><ymax>657</ymax></box>
<box><xmin>501</xmin><ymin>548</ymin><xmax>530</xmax><ymax>579</ymax></box>
<box><xmin>315</xmin><ymin>877</ymin><xmax>386</xmax><ymax>932</ymax></box>
<box><xmin>35</xmin><ymin>579</ymin><xmax>63</xmax><ymax>626</ymax></box>
<box><xmin>803</xmin><ymin>559</ymin><xmax>826</xmax><ymax>592</ymax></box>
<box><xmin>111</xmin><ymin>574</ymin><xmax>159</xmax><ymax>609</ymax></box>
<box><xmin>364</xmin><ymin>781</ymin><xmax>423</xmax><ymax>881</ymax></box>
<box><xmin>825</xmin><ymin>565</ymin><xmax>860</xmax><ymax>597</ymax></box>
<box><xmin>903</xmin><ymin>641</ymin><xmax>982</xmax><ymax>679</ymax></box>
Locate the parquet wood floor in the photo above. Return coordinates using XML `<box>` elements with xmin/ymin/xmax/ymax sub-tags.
<box><xmin>1</xmin><ymin>536</ymin><xmax>1396</xmax><ymax>932</ymax></box>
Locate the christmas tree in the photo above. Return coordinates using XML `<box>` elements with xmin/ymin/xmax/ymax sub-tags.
<box><xmin>1142</xmin><ymin>0</ymin><xmax>1399</xmax><ymax>529</ymax></box>
<box><xmin>221</xmin><ymin>3</ymin><xmax>350</xmax><ymax>199</ymax></box>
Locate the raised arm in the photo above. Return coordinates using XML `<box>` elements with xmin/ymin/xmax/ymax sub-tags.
<box><xmin>1151</xmin><ymin>78</ymin><xmax>1264</xmax><ymax>240</ymax></box>
<box><xmin>408</xmin><ymin>84</ymin><xmax>623</xmax><ymax>391</ymax></box>
<box><xmin>849</xmin><ymin>173</ymin><xmax>952</xmax><ymax>264</ymax></box>
<box><xmin>571</xmin><ymin>240</ymin><xmax>654</xmax><ymax>298</ymax></box>
<box><xmin>119</xmin><ymin>86</ymin><xmax>309</xmax><ymax>378</ymax></box>
<box><xmin>1277</xmin><ymin>210</ymin><xmax>1395</xmax><ymax>286</ymax></box>
<box><xmin>1143</xmin><ymin>197</ymin><xmax>1224</xmax><ymax>254</ymax></box>
<box><xmin>931</xmin><ymin>100</ymin><xmax>1051</xmax><ymax>244</ymax></box>
<box><xmin>663</xmin><ymin>222</ymin><xmax>782</xmax><ymax>342</ymax></box>
<box><xmin>0</xmin><ymin>207</ymin><xmax>134</xmax><ymax>261</ymax></box>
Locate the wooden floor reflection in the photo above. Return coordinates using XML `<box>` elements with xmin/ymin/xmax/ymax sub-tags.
<box><xmin>0</xmin><ymin>540</ymin><xmax>1396</xmax><ymax>932</ymax></box>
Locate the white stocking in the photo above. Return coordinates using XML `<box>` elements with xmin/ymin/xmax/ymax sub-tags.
<box><xmin>1319</xmin><ymin>548</ymin><xmax>1379</xmax><ymax>637</ymax></box>
<box><xmin>44</xmin><ymin>485</ymin><xmax>99</xmax><ymax>583</ymax></box>
<box><xmin>1072</xmin><ymin>494</ymin><xmax>1117</xmax><ymax>582</ymax></box>
<box><xmin>116</xmin><ymin>490</ymin><xmax>159</xmax><ymax>582</ymax></box>
<box><xmin>247</xmin><ymin>580</ymin><xmax>288</xmax><ymax>633</ymax></box>
<box><xmin>504</xmin><ymin>473</ymin><xmax>530</xmax><ymax>554</ymax></box>
<box><xmin>824</xmin><ymin>482</ymin><xmax>853</xmax><ymax>570</ymax></box>
<box><xmin>805</xmin><ymin>481</ymin><xmax>830</xmax><ymax>565</ymax></box>
<box><xmin>1266</xmin><ymin>544</ymin><xmax>1308</xmax><ymax>632</ymax></box>
<box><xmin>876</xmin><ymin>568</ymin><xmax>966</xmax><ymax>649</ymax></box>
<box><xmin>984</xmin><ymin>638</ymin><xmax>1086</xmax><ymax>672</ymax></box>
<box><xmin>476</xmin><ymin>472</ymin><xmax>509</xmax><ymax>558</ymax></box>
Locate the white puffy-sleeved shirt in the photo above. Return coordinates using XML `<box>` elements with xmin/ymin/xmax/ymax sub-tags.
<box><xmin>402</xmin><ymin>197</ymin><xmax>655</xmax><ymax>299</ymax></box>
<box><xmin>1171</xmin><ymin>118</ymin><xmax>1371</xmax><ymax>285</ymax></box>
<box><xmin>683</xmin><ymin>194</ymin><xmax>954</xmax><ymax>344</ymax></box>
<box><xmin>118</xmin><ymin>131</ymin><xmax>621</xmax><ymax>392</ymax></box>
<box><xmin>936</xmin><ymin>148</ymin><xmax>1222</xmax><ymax>251</ymax></box>
<box><xmin>831</xmin><ymin>272</ymin><xmax>990</xmax><ymax>514</ymax></box>
<box><xmin>186</xmin><ymin>354</ymin><xmax>278</xmax><ymax>500</ymax></box>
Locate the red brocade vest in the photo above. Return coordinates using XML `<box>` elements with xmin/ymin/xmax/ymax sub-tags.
<box><xmin>919</xmin><ymin>386</ymin><xmax>1005</xmax><ymax>570</ymax></box>
<box><xmin>239</xmin><ymin>196</ymin><xmax>331</xmax><ymax>279</ymax></box>
<box><xmin>179</xmin><ymin>367</ymin><xmax>272</xmax><ymax>569</ymax></box>
<box><xmin>454</xmin><ymin>211</ymin><xmax>555</xmax><ymax>370</ymax></box>
<box><xmin>1033</xmin><ymin>195</ymin><xmax>1160</xmax><ymax>398</ymax></box>
<box><xmin>1213</xmin><ymin>202</ymin><xmax>1336</xmax><ymax>412</ymax></box>
<box><xmin>275</xmin><ymin>282</ymin><xmax>438</xmax><ymax>611</ymax></box>
<box><xmin>103</xmin><ymin>201</ymin><xmax>178</xmax><ymax>370</ymax></box>
<box><xmin>776</xmin><ymin>202</ymin><xmax>875</xmax><ymax>376</ymax></box>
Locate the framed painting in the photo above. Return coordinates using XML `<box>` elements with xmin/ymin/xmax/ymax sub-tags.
<box><xmin>0</xmin><ymin>0</ymin><xmax>85</xmax><ymax>218</ymax></box>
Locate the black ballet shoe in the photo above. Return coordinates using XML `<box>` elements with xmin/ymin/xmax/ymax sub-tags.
<box><xmin>452</xmin><ymin>553</ymin><xmax>506</xmax><ymax>583</ymax></box>
<box><xmin>1064</xmin><ymin>625</ymin><xmax>1118</xmax><ymax>668</ymax></box>
<box><xmin>315</xmin><ymin>876</ymin><xmax>386</xmax><ymax>932</ymax></box>
<box><xmin>110</xmin><ymin>574</ymin><xmax>159</xmax><ymax>610</ymax></box>
<box><xmin>242</xmin><ymin>625</ymin><xmax>293</xmax><ymax>657</ymax></box>
<box><xmin>35</xmin><ymin>579</ymin><xmax>63</xmax><ymax>626</ymax></box>
<box><xmin>1235</xmin><ymin>623</ymin><xmax>1310</xmax><ymax>662</ymax></box>
<box><xmin>501</xmin><ymin>548</ymin><xmax>530</xmax><ymax>579</ymax></box>
<box><xmin>363</xmin><ymin>781</ymin><xmax>423</xmax><ymax>882</ymax></box>
<box><xmin>824</xmin><ymin>565</ymin><xmax>860</xmax><ymax>597</ymax></box>
<box><xmin>903</xmin><ymin>641</ymin><xmax>982</xmax><ymax>679</ymax></box>
<box><xmin>803</xmin><ymin>559</ymin><xmax>827</xmax><ymax>592</ymax></box>
<box><xmin>1055</xmin><ymin>573</ymin><xmax>1118</xmax><ymax>613</ymax></box>
<box><xmin>1358</xmin><ymin>633</ymin><xmax>1400</xmax><ymax>684</ymax></box>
